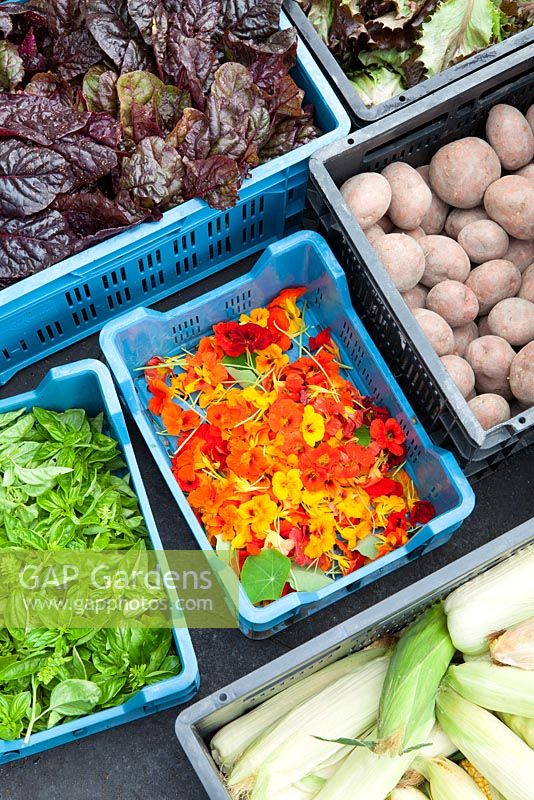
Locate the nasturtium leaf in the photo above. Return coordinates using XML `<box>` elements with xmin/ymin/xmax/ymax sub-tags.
<box><xmin>83</xmin><ymin>65</ymin><xmax>119</xmax><ymax>114</ymax></box>
<box><xmin>0</xmin><ymin>41</ymin><xmax>24</xmax><ymax>91</ymax></box>
<box><xmin>356</xmin><ymin>533</ymin><xmax>382</xmax><ymax>560</ymax></box>
<box><xmin>0</xmin><ymin>140</ymin><xmax>71</xmax><ymax>218</ymax></box>
<box><xmin>116</xmin><ymin>70</ymin><xmax>164</xmax><ymax>139</ymax></box>
<box><xmin>241</xmin><ymin>549</ymin><xmax>291</xmax><ymax>604</ymax></box>
<box><xmin>48</xmin><ymin>679</ymin><xmax>101</xmax><ymax>716</ymax></box>
<box><xmin>354</xmin><ymin>424</ymin><xmax>371</xmax><ymax>447</ymax></box>
<box><xmin>289</xmin><ymin>566</ymin><xmax>335</xmax><ymax>592</ymax></box>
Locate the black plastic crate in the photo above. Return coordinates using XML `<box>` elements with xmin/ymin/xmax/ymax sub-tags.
<box><xmin>283</xmin><ymin>0</ymin><xmax>534</xmax><ymax>128</ymax></box>
<box><xmin>175</xmin><ymin>518</ymin><xmax>533</xmax><ymax>800</ymax></box>
<box><xmin>306</xmin><ymin>50</ymin><xmax>534</xmax><ymax>479</ymax></box>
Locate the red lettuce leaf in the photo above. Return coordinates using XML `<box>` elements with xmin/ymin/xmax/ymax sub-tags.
<box><xmin>172</xmin><ymin>0</ymin><xmax>222</xmax><ymax>42</ymax></box>
<box><xmin>0</xmin><ymin>94</ymin><xmax>90</xmax><ymax>145</ymax></box>
<box><xmin>18</xmin><ymin>28</ymin><xmax>47</xmax><ymax>73</ymax></box>
<box><xmin>127</xmin><ymin>0</ymin><xmax>158</xmax><ymax>43</ymax></box>
<box><xmin>82</xmin><ymin>66</ymin><xmax>119</xmax><ymax>114</ymax></box>
<box><xmin>81</xmin><ymin>0</ymin><xmax>138</xmax><ymax>68</ymax></box>
<box><xmin>50</xmin><ymin>132</ymin><xmax>118</xmax><ymax>184</ymax></box>
<box><xmin>0</xmin><ymin>210</ymin><xmax>77</xmax><ymax>287</ymax></box>
<box><xmin>121</xmin><ymin>135</ymin><xmax>184</xmax><ymax>207</ymax></box>
<box><xmin>166</xmin><ymin>107</ymin><xmax>210</xmax><ymax>160</ymax></box>
<box><xmin>26</xmin><ymin>71</ymin><xmax>83</xmax><ymax>109</ymax></box>
<box><xmin>220</xmin><ymin>0</ymin><xmax>282</xmax><ymax>40</ymax></box>
<box><xmin>83</xmin><ymin>112</ymin><xmax>121</xmax><ymax>148</ymax></box>
<box><xmin>131</xmin><ymin>102</ymin><xmax>164</xmax><ymax>143</ymax></box>
<box><xmin>0</xmin><ymin>139</ymin><xmax>73</xmax><ymax>217</ymax></box>
<box><xmin>222</xmin><ymin>28</ymin><xmax>297</xmax><ymax>91</ymax></box>
<box><xmin>184</xmin><ymin>154</ymin><xmax>240</xmax><ymax>209</ymax></box>
<box><xmin>0</xmin><ymin>41</ymin><xmax>25</xmax><ymax>91</ymax></box>
<box><xmin>52</xmin><ymin>29</ymin><xmax>104</xmax><ymax>80</ymax></box>
<box><xmin>32</xmin><ymin>0</ymin><xmax>84</xmax><ymax>35</ymax></box>
<box><xmin>153</xmin><ymin>84</ymin><xmax>191</xmax><ymax>134</ymax></box>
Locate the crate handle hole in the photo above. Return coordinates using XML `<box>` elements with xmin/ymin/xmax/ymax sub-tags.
<box><xmin>219</xmin><ymin>693</ymin><xmax>228</xmax><ymax>702</ymax></box>
<box><xmin>399</xmin><ymin>95</ymin><xmax>406</xmax><ymax>101</ymax></box>
<box><xmin>518</xmin><ymin>416</ymin><xmax>526</xmax><ymax>424</ymax></box>
<box><xmin>347</xmin><ymin>137</ymin><xmax>354</xmax><ymax>145</ymax></box>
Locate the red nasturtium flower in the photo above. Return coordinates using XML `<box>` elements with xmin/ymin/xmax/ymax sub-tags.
<box><xmin>370</xmin><ymin>417</ymin><xmax>406</xmax><ymax>457</ymax></box>
<box><xmin>147</xmin><ymin>379</ymin><xmax>172</xmax><ymax>415</ymax></box>
<box><xmin>364</xmin><ymin>477</ymin><xmax>404</xmax><ymax>499</ymax></box>
<box><xmin>213</xmin><ymin>321</ymin><xmax>274</xmax><ymax>357</ymax></box>
<box><xmin>411</xmin><ymin>500</ymin><xmax>436</xmax><ymax>525</ymax></box>
<box><xmin>308</xmin><ymin>327</ymin><xmax>332</xmax><ymax>351</ymax></box>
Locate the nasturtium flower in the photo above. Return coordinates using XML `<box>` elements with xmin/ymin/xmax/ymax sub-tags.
<box><xmin>272</xmin><ymin>468</ymin><xmax>303</xmax><ymax>503</ymax></box>
<box><xmin>301</xmin><ymin>404</ymin><xmax>325</xmax><ymax>447</ymax></box>
<box><xmin>238</xmin><ymin>495</ymin><xmax>279</xmax><ymax>536</ymax></box>
<box><xmin>144</xmin><ymin>288</ymin><xmax>431</xmax><ymax>595</ymax></box>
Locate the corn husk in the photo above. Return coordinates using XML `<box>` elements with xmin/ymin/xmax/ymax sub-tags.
<box><xmin>398</xmin><ymin>723</ymin><xmax>457</xmax><ymax>788</ymax></box>
<box><xmin>211</xmin><ymin>645</ymin><xmax>388</xmax><ymax>773</ymax></box>
<box><xmin>444</xmin><ymin>544</ymin><xmax>534</xmax><ymax>656</ymax></box>
<box><xmin>436</xmin><ymin>685</ymin><xmax>534</xmax><ymax>800</ymax></box>
<box><xmin>312</xmin><ymin>715</ymin><xmax>434</xmax><ymax>800</ymax></box>
<box><xmin>229</xmin><ymin>654</ymin><xmax>390</xmax><ymax>797</ymax></box>
<box><xmin>445</xmin><ymin>661</ymin><xmax>534</xmax><ymax>717</ymax></box>
<box><xmin>390</xmin><ymin>788</ymin><xmax>429</xmax><ymax>799</ymax></box>
<box><xmin>490</xmin><ymin>617</ymin><xmax>534</xmax><ymax>669</ymax></box>
<box><xmin>375</xmin><ymin>604</ymin><xmax>454</xmax><ymax>755</ymax></box>
<box><xmin>414</xmin><ymin>755</ymin><xmax>486</xmax><ymax>799</ymax></box>
<box><xmin>499</xmin><ymin>712</ymin><xmax>534</xmax><ymax>748</ymax></box>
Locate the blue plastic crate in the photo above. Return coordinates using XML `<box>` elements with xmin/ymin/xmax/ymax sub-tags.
<box><xmin>0</xmin><ymin>9</ymin><xmax>350</xmax><ymax>387</ymax></box>
<box><xmin>100</xmin><ymin>231</ymin><xmax>475</xmax><ymax>638</ymax></box>
<box><xmin>0</xmin><ymin>360</ymin><xmax>199</xmax><ymax>765</ymax></box>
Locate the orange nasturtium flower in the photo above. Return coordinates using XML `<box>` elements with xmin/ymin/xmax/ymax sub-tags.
<box><xmin>238</xmin><ymin>495</ymin><xmax>279</xmax><ymax>536</ymax></box>
<box><xmin>161</xmin><ymin>403</ymin><xmax>200</xmax><ymax>436</ymax></box>
<box><xmin>301</xmin><ymin>404</ymin><xmax>325</xmax><ymax>447</ymax></box>
<box><xmin>147</xmin><ymin>379</ymin><xmax>173</xmax><ymax>415</ymax></box>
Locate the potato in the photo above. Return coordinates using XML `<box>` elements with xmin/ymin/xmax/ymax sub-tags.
<box><xmin>420</xmin><ymin>235</ymin><xmax>471</xmax><ymax>287</ymax></box>
<box><xmin>341</xmin><ymin>173</ymin><xmax>392</xmax><ymax>230</ymax></box>
<box><xmin>487</xmin><ymin>297</ymin><xmax>534</xmax><ymax>346</ymax></box>
<box><xmin>402</xmin><ymin>284</ymin><xmax>429</xmax><ymax>310</ymax></box>
<box><xmin>516</xmin><ymin>164</ymin><xmax>534</xmax><ymax>183</ymax></box>
<box><xmin>468</xmin><ymin>394</ymin><xmax>511</xmax><ymax>429</ymax></box>
<box><xmin>373</xmin><ymin>233</ymin><xmax>426</xmax><ymax>291</ymax></box>
<box><xmin>528</xmin><ymin>104</ymin><xmax>534</xmax><ymax>134</ymax></box>
<box><xmin>465</xmin><ymin>335</ymin><xmax>515</xmax><ymax>398</ymax></box>
<box><xmin>381</xmin><ymin>162</ymin><xmax>432</xmax><ymax>229</ymax></box>
<box><xmin>518</xmin><ymin>263</ymin><xmax>534</xmax><ymax>303</ymax></box>
<box><xmin>366</xmin><ymin>224</ymin><xmax>386</xmax><ymax>246</ymax></box>
<box><xmin>484</xmin><ymin>175</ymin><xmax>534</xmax><ymax>240</ymax></box>
<box><xmin>457</xmin><ymin>220</ymin><xmax>509</xmax><ymax>264</ymax></box>
<box><xmin>503</xmin><ymin>237</ymin><xmax>534</xmax><ymax>272</ymax></box>
<box><xmin>392</xmin><ymin>227</ymin><xmax>426</xmax><ymax>242</ymax></box>
<box><xmin>426</xmin><ymin>280</ymin><xmax>479</xmax><ymax>327</ymax></box>
<box><xmin>413</xmin><ymin>308</ymin><xmax>454</xmax><ymax>355</ymax></box>
<box><xmin>452</xmin><ymin>321</ymin><xmax>478</xmax><ymax>357</ymax></box>
<box><xmin>440</xmin><ymin>354</ymin><xmax>475</xmax><ymax>398</ymax></box>
<box><xmin>509</xmin><ymin>342</ymin><xmax>534</xmax><ymax>406</ymax></box>
<box><xmin>465</xmin><ymin>259</ymin><xmax>522</xmax><ymax>315</ymax></box>
<box><xmin>429</xmin><ymin>137</ymin><xmax>501</xmax><ymax>208</ymax></box>
<box><xmin>377</xmin><ymin>215</ymin><xmax>394</xmax><ymax>233</ymax></box>
<box><xmin>478</xmin><ymin>316</ymin><xmax>491</xmax><ymax>337</ymax></box>
<box><xmin>417</xmin><ymin>165</ymin><xmax>449</xmax><ymax>234</ymax></box>
<box><xmin>486</xmin><ymin>104</ymin><xmax>534</xmax><ymax>170</ymax></box>
<box><xmin>444</xmin><ymin>207</ymin><xmax>488</xmax><ymax>239</ymax></box>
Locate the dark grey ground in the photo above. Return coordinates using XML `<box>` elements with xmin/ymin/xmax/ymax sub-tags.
<box><xmin>1</xmin><ymin>258</ymin><xmax>533</xmax><ymax>799</ymax></box>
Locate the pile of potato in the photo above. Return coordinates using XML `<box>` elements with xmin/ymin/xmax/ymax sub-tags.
<box><xmin>341</xmin><ymin>102</ymin><xmax>534</xmax><ymax>431</ymax></box>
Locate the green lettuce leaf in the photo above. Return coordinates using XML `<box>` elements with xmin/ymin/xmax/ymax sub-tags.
<box><xmin>350</xmin><ymin>66</ymin><xmax>403</xmax><ymax>106</ymax></box>
<box><xmin>417</xmin><ymin>0</ymin><xmax>500</xmax><ymax>76</ymax></box>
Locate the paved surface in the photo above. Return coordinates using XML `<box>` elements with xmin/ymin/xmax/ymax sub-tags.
<box><xmin>1</xmin><ymin>260</ymin><xmax>533</xmax><ymax>799</ymax></box>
